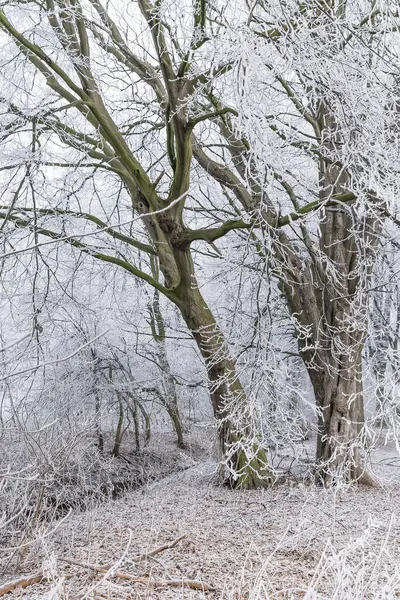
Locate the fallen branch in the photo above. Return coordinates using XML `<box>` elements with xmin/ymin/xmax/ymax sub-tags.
<box><xmin>137</xmin><ymin>577</ymin><xmax>214</xmax><ymax>591</ymax></box>
<box><xmin>137</xmin><ymin>534</ymin><xmax>186</xmax><ymax>561</ymax></box>
<box><xmin>0</xmin><ymin>572</ymin><xmax>44</xmax><ymax>596</ymax></box>
<box><xmin>59</xmin><ymin>557</ymin><xmax>214</xmax><ymax>591</ymax></box>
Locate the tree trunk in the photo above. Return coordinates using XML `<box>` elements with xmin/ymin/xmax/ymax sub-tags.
<box><xmin>171</xmin><ymin>248</ymin><xmax>273</xmax><ymax>488</ymax></box>
<box><xmin>148</xmin><ymin>283</ymin><xmax>185</xmax><ymax>449</ymax></box>
<box><xmin>112</xmin><ymin>392</ymin><xmax>125</xmax><ymax>458</ymax></box>
<box><xmin>126</xmin><ymin>392</ymin><xmax>151</xmax><ymax>446</ymax></box>
<box><xmin>126</xmin><ymin>399</ymin><xmax>141</xmax><ymax>452</ymax></box>
<box><xmin>164</xmin><ymin>400</ymin><xmax>185</xmax><ymax>449</ymax></box>
<box><xmin>305</xmin><ymin>345</ymin><xmax>369</xmax><ymax>484</ymax></box>
<box><xmin>94</xmin><ymin>388</ymin><xmax>104</xmax><ymax>454</ymax></box>
<box><xmin>145</xmin><ymin>187</ymin><xmax>273</xmax><ymax>485</ymax></box>
<box><xmin>284</xmin><ymin>97</ymin><xmax>377</xmax><ymax>485</ymax></box>
<box><xmin>156</xmin><ymin>336</ymin><xmax>185</xmax><ymax>448</ymax></box>
<box><xmin>157</xmin><ymin>341</ymin><xmax>185</xmax><ymax>448</ymax></box>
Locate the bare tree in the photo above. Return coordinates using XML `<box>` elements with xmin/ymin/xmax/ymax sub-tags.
<box><xmin>0</xmin><ymin>0</ymin><xmax>289</xmax><ymax>487</ymax></box>
<box><xmin>1</xmin><ymin>0</ymin><xmax>399</xmax><ymax>486</ymax></box>
<box><xmin>186</xmin><ymin>1</ymin><xmax>400</xmax><ymax>483</ymax></box>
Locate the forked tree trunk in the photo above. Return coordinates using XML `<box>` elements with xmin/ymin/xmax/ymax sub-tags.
<box><xmin>126</xmin><ymin>392</ymin><xmax>151</xmax><ymax>446</ymax></box>
<box><xmin>296</xmin><ymin>98</ymin><xmax>375</xmax><ymax>485</ymax></box>
<box><xmin>279</xmin><ymin>193</ymin><xmax>372</xmax><ymax>484</ymax></box>
<box><xmin>171</xmin><ymin>248</ymin><xmax>273</xmax><ymax>488</ymax></box>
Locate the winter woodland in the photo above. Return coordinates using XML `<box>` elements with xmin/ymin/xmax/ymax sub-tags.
<box><xmin>1</xmin><ymin>0</ymin><xmax>400</xmax><ymax>597</ymax></box>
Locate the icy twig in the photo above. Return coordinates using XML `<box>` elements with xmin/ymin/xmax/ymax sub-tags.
<box><xmin>0</xmin><ymin>572</ymin><xmax>44</xmax><ymax>596</ymax></box>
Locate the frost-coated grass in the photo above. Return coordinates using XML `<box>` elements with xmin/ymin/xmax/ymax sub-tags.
<box><xmin>2</xmin><ymin>442</ymin><xmax>400</xmax><ymax>600</ymax></box>
<box><xmin>236</xmin><ymin>518</ymin><xmax>400</xmax><ymax>599</ymax></box>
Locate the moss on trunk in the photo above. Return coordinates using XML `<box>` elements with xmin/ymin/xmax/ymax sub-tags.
<box><xmin>226</xmin><ymin>443</ymin><xmax>274</xmax><ymax>489</ymax></box>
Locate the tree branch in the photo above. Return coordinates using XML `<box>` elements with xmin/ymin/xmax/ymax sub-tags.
<box><xmin>0</xmin><ymin>212</ymin><xmax>171</xmax><ymax>297</ymax></box>
<box><xmin>277</xmin><ymin>193</ymin><xmax>357</xmax><ymax>227</ymax></box>
<box><xmin>0</xmin><ymin>206</ymin><xmax>155</xmax><ymax>255</ymax></box>
<box><xmin>184</xmin><ymin>219</ymin><xmax>251</xmax><ymax>245</ymax></box>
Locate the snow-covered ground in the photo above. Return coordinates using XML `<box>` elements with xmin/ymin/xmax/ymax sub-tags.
<box><xmin>2</xmin><ymin>434</ymin><xmax>400</xmax><ymax>599</ymax></box>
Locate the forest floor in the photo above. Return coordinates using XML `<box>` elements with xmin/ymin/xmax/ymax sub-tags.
<box><xmin>2</xmin><ymin>431</ymin><xmax>400</xmax><ymax>600</ymax></box>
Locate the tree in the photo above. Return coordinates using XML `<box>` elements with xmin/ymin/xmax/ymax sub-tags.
<box><xmin>0</xmin><ymin>0</ymin><xmax>279</xmax><ymax>487</ymax></box>
<box><xmin>186</xmin><ymin>0</ymin><xmax>400</xmax><ymax>482</ymax></box>
<box><xmin>1</xmin><ymin>0</ymin><xmax>399</xmax><ymax>486</ymax></box>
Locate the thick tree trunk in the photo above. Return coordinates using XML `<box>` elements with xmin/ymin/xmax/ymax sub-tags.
<box><xmin>171</xmin><ymin>248</ymin><xmax>273</xmax><ymax>488</ymax></box>
<box><xmin>146</xmin><ymin>193</ymin><xmax>273</xmax><ymax>485</ymax></box>
<box><xmin>289</xmin><ymin>98</ymin><xmax>376</xmax><ymax>485</ymax></box>
<box><xmin>279</xmin><ymin>239</ymin><xmax>373</xmax><ymax>484</ymax></box>
<box><xmin>305</xmin><ymin>345</ymin><xmax>369</xmax><ymax>485</ymax></box>
<box><xmin>278</xmin><ymin>199</ymin><xmax>372</xmax><ymax>484</ymax></box>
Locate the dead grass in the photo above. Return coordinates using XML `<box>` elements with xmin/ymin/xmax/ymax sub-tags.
<box><xmin>2</xmin><ymin>436</ymin><xmax>400</xmax><ymax>599</ymax></box>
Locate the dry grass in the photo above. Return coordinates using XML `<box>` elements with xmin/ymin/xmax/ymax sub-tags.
<box><xmin>2</xmin><ymin>436</ymin><xmax>400</xmax><ymax>599</ymax></box>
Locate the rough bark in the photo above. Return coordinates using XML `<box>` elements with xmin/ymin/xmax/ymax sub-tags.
<box><xmin>306</xmin><ymin>347</ymin><xmax>365</xmax><ymax>483</ymax></box>
<box><xmin>283</xmin><ymin>262</ymin><xmax>374</xmax><ymax>484</ymax></box>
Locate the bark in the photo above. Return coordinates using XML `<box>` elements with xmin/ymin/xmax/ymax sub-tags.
<box><xmin>283</xmin><ymin>268</ymin><xmax>374</xmax><ymax>484</ymax></box>
<box><xmin>306</xmin><ymin>347</ymin><xmax>365</xmax><ymax>484</ymax></box>
<box><xmin>171</xmin><ymin>247</ymin><xmax>273</xmax><ymax>488</ymax></box>
<box><xmin>277</xmin><ymin>97</ymin><xmax>378</xmax><ymax>483</ymax></box>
